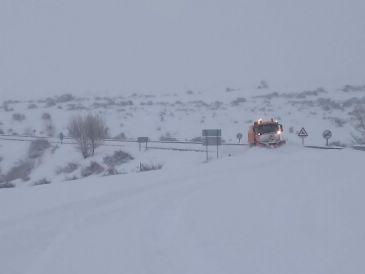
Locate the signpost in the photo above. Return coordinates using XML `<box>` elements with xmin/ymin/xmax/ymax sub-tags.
<box><xmin>236</xmin><ymin>133</ymin><xmax>243</xmax><ymax>143</ymax></box>
<box><xmin>59</xmin><ymin>132</ymin><xmax>64</xmax><ymax>144</ymax></box>
<box><xmin>322</xmin><ymin>129</ymin><xmax>332</xmax><ymax>146</ymax></box>
<box><xmin>298</xmin><ymin>127</ymin><xmax>308</xmax><ymax>145</ymax></box>
<box><xmin>202</xmin><ymin>129</ymin><xmax>221</xmax><ymax>160</ymax></box>
<box><xmin>137</xmin><ymin>137</ymin><xmax>149</xmax><ymax>151</ymax></box>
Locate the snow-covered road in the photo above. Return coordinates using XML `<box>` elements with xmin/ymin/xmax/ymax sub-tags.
<box><xmin>1</xmin><ymin>146</ymin><xmax>365</xmax><ymax>274</ymax></box>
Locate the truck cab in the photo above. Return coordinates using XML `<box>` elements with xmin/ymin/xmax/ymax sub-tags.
<box><xmin>248</xmin><ymin>119</ymin><xmax>285</xmax><ymax>147</ymax></box>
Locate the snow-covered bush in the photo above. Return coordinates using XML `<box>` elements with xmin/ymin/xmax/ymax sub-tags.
<box><xmin>190</xmin><ymin>136</ymin><xmax>203</xmax><ymax>143</ymax></box>
<box><xmin>140</xmin><ymin>101</ymin><xmax>154</xmax><ymax>106</ymax></box>
<box><xmin>113</xmin><ymin>132</ymin><xmax>127</xmax><ymax>140</ymax></box>
<box><xmin>3</xmin><ymin>104</ymin><xmax>14</xmax><ymax>112</ymax></box>
<box><xmin>254</xmin><ymin>92</ymin><xmax>279</xmax><ymax>100</ymax></box>
<box><xmin>65</xmin><ymin>175</ymin><xmax>79</xmax><ymax>181</ymax></box>
<box><xmin>103</xmin><ymin>150</ymin><xmax>133</xmax><ymax>168</ymax></box>
<box><xmin>342</xmin><ymin>85</ymin><xmax>365</xmax><ymax>93</ymax></box>
<box><xmin>329</xmin><ymin>117</ymin><xmax>347</xmax><ymax>127</ymax></box>
<box><xmin>329</xmin><ymin>141</ymin><xmax>347</xmax><ymax>147</ymax></box>
<box><xmin>343</xmin><ymin>96</ymin><xmax>365</xmax><ymax>109</ymax></box>
<box><xmin>56</xmin><ymin>94</ymin><xmax>74</xmax><ymax>103</ymax></box>
<box><xmin>56</xmin><ymin>162</ymin><xmax>79</xmax><ymax>175</ymax></box>
<box><xmin>317</xmin><ymin>98</ymin><xmax>343</xmax><ymax>111</ymax></box>
<box><xmin>231</xmin><ymin>97</ymin><xmax>247</xmax><ymax>106</ymax></box>
<box><xmin>257</xmin><ymin>80</ymin><xmax>269</xmax><ymax>89</ymax></box>
<box><xmin>45</xmin><ymin>122</ymin><xmax>56</xmax><ymax>137</ymax></box>
<box><xmin>210</xmin><ymin>101</ymin><xmax>224</xmax><ymax>110</ymax></box>
<box><xmin>117</xmin><ymin>100</ymin><xmax>134</xmax><ymax>107</ymax></box>
<box><xmin>40</xmin><ymin>112</ymin><xmax>56</xmax><ymax>137</ymax></box>
<box><xmin>226</xmin><ymin>87</ymin><xmax>237</xmax><ymax>92</ymax></box>
<box><xmin>103</xmin><ymin>167</ymin><xmax>123</xmax><ymax>176</ymax></box>
<box><xmin>0</xmin><ymin>182</ymin><xmax>15</xmax><ymax>189</ymax></box>
<box><xmin>159</xmin><ymin>132</ymin><xmax>177</xmax><ymax>142</ymax></box>
<box><xmin>81</xmin><ymin>161</ymin><xmax>105</xmax><ymax>177</ymax></box>
<box><xmin>5</xmin><ymin>160</ymin><xmax>34</xmax><ymax>182</ymax></box>
<box><xmin>32</xmin><ymin>178</ymin><xmax>51</xmax><ymax>186</ymax></box>
<box><xmin>44</xmin><ymin>98</ymin><xmax>56</xmax><ymax>107</ymax></box>
<box><xmin>139</xmin><ymin>163</ymin><xmax>163</xmax><ymax>172</ymax></box>
<box><xmin>12</xmin><ymin>113</ymin><xmax>26</xmax><ymax>121</ymax></box>
<box><xmin>28</xmin><ymin>103</ymin><xmax>38</xmax><ymax>109</ymax></box>
<box><xmin>41</xmin><ymin>112</ymin><xmax>51</xmax><ymax>120</ymax></box>
<box><xmin>67</xmin><ymin>103</ymin><xmax>87</xmax><ymax>111</ymax></box>
<box><xmin>28</xmin><ymin>139</ymin><xmax>51</xmax><ymax>159</ymax></box>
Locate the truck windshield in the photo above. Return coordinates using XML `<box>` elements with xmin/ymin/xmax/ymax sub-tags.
<box><xmin>256</xmin><ymin>124</ymin><xmax>278</xmax><ymax>134</ymax></box>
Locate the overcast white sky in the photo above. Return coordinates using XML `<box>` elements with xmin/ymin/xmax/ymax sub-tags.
<box><xmin>1</xmin><ymin>0</ymin><xmax>364</xmax><ymax>99</ymax></box>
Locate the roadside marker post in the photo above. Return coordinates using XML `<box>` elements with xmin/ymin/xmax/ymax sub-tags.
<box><xmin>236</xmin><ymin>133</ymin><xmax>243</xmax><ymax>143</ymax></box>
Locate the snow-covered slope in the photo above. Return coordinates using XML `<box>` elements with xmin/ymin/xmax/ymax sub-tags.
<box><xmin>0</xmin><ymin>85</ymin><xmax>364</xmax><ymax>142</ymax></box>
<box><xmin>0</xmin><ymin>85</ymin><xmax>364</xmax><ymax>187</ymax></box>
<box><xmin>0</xmin><ymin>145</ymin><xmax>364</xmax><ymax>274</ymax></box>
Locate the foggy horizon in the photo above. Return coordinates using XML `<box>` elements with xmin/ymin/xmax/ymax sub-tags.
<box><xmin>1</xmin><ymin>0</ymin><xmax>365</xmax><ymax>99</ymax></box>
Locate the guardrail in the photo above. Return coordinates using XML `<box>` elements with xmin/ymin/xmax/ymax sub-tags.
<box><xmin>0</xmin><ymin>134</ymin><xmax>363</xmax><ymax>152</ymax></box>
<box><xmin>304</xmin><ymin>145</ymin><xmax>345</xmax><ymax>150</ymax></box>
<box><xmin>0</xmin><ymin>134</ymin><xmax>247</xmax><ymax>146</ymax></box>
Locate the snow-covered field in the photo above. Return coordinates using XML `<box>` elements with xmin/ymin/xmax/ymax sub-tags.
<box><xmin>1</xmin><ymin>145</ymin><xmax>364</xmax><ymax>274</ymax></box>
<box><xmin>0</xmin><ymin>85</ymin><xmax>365</xmax><ymax>273</ymax></box>
<box><xmin>1</xmin><ymin>85</ymin><xmax>364</xmax><ymax>144</ymax></box>
<box><xmin>1</xmin><ymin>84</ymin><xmax>365</xmax><ymax>187</ymax></box>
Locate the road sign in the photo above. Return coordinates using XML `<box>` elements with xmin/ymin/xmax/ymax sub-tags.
<box><xmin>137</xmin><ymin>137</ymin><xmax>149</xmax><ymax>143</ymax></box>
<box><xmin>202</xmin><ymin>129</ymin><xmax>222</xmax><ymax>160</ymax></box>
<box><xmin>202</xmin><ymin>129</ymin><xmax>221</xmax><ymax>146</ymax></box>
<box><xmin>322</xmin><ymin>129</ymin><xmax>332</xmax><ymax>146</ymax></box>
<box><xmin>202</xmin><ymin>137</ymin><xmax>222</xmax><ymax>146</ymax></box>
<box><xmin>202</xmin><ymin>129</ymin><xmax>221</xmax><ymax>137</ymax></box>
<box><xmin>322</xmin><ymin>129</ymin><xmax>332</xmax><ymax>139</ymax></box>
<box><xmin>137</xmin><ymin>137</ymin><xmax>149</xmax><ymax>151</ymax></box>
<box><xmin>298</xmin><ymin>127</ymin><xmax>308</xmax><ymax>145</ymax></box>
<box><xmin>298</xmin><ymin>128</ymin><xmax>308</xmax><ymax>137</ymax></box>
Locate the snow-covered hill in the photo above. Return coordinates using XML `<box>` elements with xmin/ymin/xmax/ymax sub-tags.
<box><xmin>0</xmin><ymin>84</ymin><xmax>365</xmax><ymax>187</ymax></box>
<box><xmin>1</xmin><ymin>85</ymin><xmax>364</xmax><ymax>142</ymax></box>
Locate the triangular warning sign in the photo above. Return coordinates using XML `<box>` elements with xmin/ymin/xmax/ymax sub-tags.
<box><xmin>298</xmin><ymin>127</ymin><xmax>308</xmax><ymax>137</ymax></box>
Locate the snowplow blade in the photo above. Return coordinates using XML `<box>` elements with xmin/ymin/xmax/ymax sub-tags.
<box><xmin>257</xmin><ymin>140</ymin><xmax>286</xmax><ymax>148</ymax></box>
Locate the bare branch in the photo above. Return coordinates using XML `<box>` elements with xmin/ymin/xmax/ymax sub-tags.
<box><xmin>68</xmin><ymin>114</ymin><xmax>108</xmax><ymax>158</ymax></box>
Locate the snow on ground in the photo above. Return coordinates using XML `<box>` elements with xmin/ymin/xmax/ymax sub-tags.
<box><xmin>1</xmin><ymin>85</ymin><xmax>364</xmax><ymax>146</ymax></box>
<box><xmin>1</xmin><ymin>144</ymin><xmax>364</xmax><ymax>274</ymax></box>
<box><xmin>3</xmin><ymin>83</ymin><xmax>362</xmax><ymax>187</ymax></box>
<box><xmin>0</xmin><ymin>85</ymin><xmax>365</xmax><ymax>273</ymax></box>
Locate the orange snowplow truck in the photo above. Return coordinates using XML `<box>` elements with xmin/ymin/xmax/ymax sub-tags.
<box><xmin>248</xmin><ymin>119</ymin><xmax>286</xmax><ymax>147</ymax></box>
